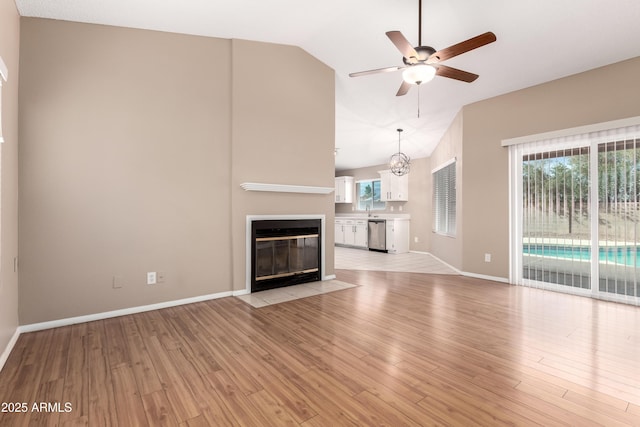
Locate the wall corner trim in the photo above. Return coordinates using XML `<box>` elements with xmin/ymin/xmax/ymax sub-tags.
<box><xmin>0</xmin><ymin>328</ymin><xmax>21</xmax><ymax>373</ymax></box>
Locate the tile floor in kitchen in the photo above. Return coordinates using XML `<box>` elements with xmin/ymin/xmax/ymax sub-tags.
<box><xmin>334</xmin><ymin>246</ymin><xmax>459</xmax><ymax>275</ymax></box>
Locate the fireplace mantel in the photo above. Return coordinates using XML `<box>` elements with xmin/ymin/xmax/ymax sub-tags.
<box><xmin>240</xmin><ymin>182</ymin><xmax>334</xmax><ymax>194</ymax></box>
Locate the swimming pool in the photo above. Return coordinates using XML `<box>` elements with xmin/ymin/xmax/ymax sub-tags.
<box><xmin>523</xmin><ymin>244</ymin><xmax>640</xmax><ymax>267</ymax></box>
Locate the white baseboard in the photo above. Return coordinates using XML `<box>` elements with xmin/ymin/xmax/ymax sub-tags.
<box><xmin>19</xmin><ymin>290</ymin><xmax>234</xmax><ymax>334</ymax></box>
<box><xmin>462</xmin><ymin>271</ymin><xmax>510</xmax><ymax>284</ymax></box>
<box><xmin>0</xmin><ymin>328</ymin><xmax>21</xmax><ymax>373</ymax></box>
<box><xmin>409</xmin><ymin>250</ymin><xmax>509</xmax><ymax>284</ymax></box>
<box><xmin>415</xmin><ymin>251</ymin><xmax>463</xmax><ymax>275</ymax></box>
<box><xmin>1</xmin><ymin>290</ymin><xmax>234</xmax><ymax>372</ymax></box>
<box><xmin>1</xmin><ymin>268</ymin><xmax>507</xmax><ymax>373</ymax></box>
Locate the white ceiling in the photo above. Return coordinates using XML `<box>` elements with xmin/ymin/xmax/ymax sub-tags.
<box><xmin>15</xmin><ymin>0</ymin><xmax>640</xmax><ymax>171</ymax></box>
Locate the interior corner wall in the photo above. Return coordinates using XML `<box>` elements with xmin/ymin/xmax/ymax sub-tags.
<box><xmin>229</xmin><ymin>39</ymin><xmax>336</xmax><ymax>292</ymax></box>
<box><xmin>18</xmin><ymin>19</ymin><xmax>233</xmax><ymax>324</ymax></box>
<box><xmin>0</xmin><ymin>0</ymin><xmax>21</xmax><ymax>360</ymax></box>
<box><xmin>429</xmin><ymin>111</ymin><xmax>464</xmax><ymax>270</ymax></box>
<box><xmin>461</xmin><ymin>56</ymin><xmax>640</xmax><ymax>279</ymax></box>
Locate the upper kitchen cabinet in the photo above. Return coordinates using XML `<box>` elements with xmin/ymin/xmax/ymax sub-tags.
<box><xmin>379</xmin><ymin>170</ymin><xmax>408</xmax><ymax>201</ymax></box>
<box><xmin>335</xmin><ymin>176</ymin><xmax>354</xmax><ymax>203</ymax></box>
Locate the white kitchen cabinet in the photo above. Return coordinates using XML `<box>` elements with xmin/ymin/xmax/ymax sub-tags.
<box><xmin>385</xmin><ymin>219</ymin><xmax>410</xmax><ymax>254</ymax></box>
<box><xmin>335</xmin><ymin>176</ymin><xmax>354</xmax><ymax>203</ymax></box>
<box><xmin>335</xmin><ymin>219</ymin><xmax>346</xmax><ymax>245</ymax></box>
<box><xmin>353</xmin><ymin>220</ymin><xmax>368</xmax><ymax>248</ymax></box>
<box><xmin>379</xmin><ymin>170</ymin><xmax>408</xmax><ymax>201</ymax></box>
<box><xmin>335</xmin><ymin>219</ymin><xmax>368</xmax><ymax>248</ymax></box>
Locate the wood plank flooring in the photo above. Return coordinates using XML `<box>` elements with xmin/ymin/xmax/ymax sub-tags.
<box><xmin>1</xmin><ymin>270</ymin><xmax>640</xmax><ymax>426</ymax></box>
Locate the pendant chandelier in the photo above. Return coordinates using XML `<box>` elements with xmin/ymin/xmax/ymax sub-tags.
<box><xmin>389</xmin><ymin>128</ymin><xmax>410</xmax><ymax>176</ymax></box>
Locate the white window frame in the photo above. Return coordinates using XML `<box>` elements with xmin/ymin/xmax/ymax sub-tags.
<box><xmin>355</xmin><ymin>179</ymin><xmax>385</xmax><ymax>211</ymax></box>
<box><xmin>504</xmin><ymin>117</ymin><xmax>640</xmax><ymax>306</ymax></box>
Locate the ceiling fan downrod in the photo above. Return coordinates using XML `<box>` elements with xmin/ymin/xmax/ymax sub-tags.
<box><xmin>418</xmin><ymin>0</ymin><xmax>422</xmax><ymax>47</ymax></box>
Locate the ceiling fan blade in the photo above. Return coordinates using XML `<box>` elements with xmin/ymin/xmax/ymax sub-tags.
<box><xmin>349</xmin><ymin>65</ymin><xmax>404</xmax><ymax>78</ymax></box>
<box><xmin>386</xmin><ymin>31</ymin><xmax>419</xmax><ymax>64</ymax></box>
<box><xmin>396</xmin><ymin>80</ymin><xmax>412</xmax><ymax>96</ymax></box>
<box><xmin>435</xmin><ymin>65</ymin><xmax>479</xmax><ymax>83</ymax></box>
<box><xmin>427</xmin><ymin>32</ymin><xmax>497</xmax><ymax>64</ymax></box>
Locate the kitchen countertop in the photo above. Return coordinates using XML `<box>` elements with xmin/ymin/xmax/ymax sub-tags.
<box><xmin>335</xmin><ymin>214</ymin><xmax>410</xmax><ymax>220</ymax></box>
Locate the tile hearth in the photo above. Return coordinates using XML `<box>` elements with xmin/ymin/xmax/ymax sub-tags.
<box><xmin>236</xmin><ymin>279</ymin><xmax>356</xmax><ymax>308</ymax></box>
<box><xmin>237</xmin><ymin>247</ymin><xmax>458</xmax><ymax>308</ymax></box>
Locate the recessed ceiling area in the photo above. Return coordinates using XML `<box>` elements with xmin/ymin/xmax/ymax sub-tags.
<box><xmin>15</xmin><ymin>0</ymin><xmax>640</xmax><ymax>170</ymax></box>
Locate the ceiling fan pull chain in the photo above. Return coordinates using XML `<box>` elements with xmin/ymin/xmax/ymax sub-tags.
<box><xmin>417</xmin><ymin>86</ymin><xmax>421</xmax><ymax>118</ymax></box>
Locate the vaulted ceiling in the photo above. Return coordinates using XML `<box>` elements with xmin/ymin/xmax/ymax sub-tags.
<box><xmin>14</xmin><ymin>0</ymin><xmax>640</xmax><ymax>170</ymax></box>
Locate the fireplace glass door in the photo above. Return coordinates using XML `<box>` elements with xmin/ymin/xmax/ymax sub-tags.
<box><xmin>251</xmin><ymin>219</ymin><xmax>322</xmax><ymax>292</ymax></box>
<box><xmin>255</xmin><ymin>235</ymin><xmax>318</xmax><ymax>281</ymax></box>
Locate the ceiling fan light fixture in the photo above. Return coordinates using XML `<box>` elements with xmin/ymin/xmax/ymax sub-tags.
<box><xmin>402</xmin><ymin>64</ymin><xmax>435</xmax><ymax>85</ymax></box>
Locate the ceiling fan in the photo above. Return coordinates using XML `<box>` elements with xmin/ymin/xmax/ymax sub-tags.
<box><xmin>349</xmin><ymin>0</ymin><xmax>497</xmax><ymax>96</ymax></box>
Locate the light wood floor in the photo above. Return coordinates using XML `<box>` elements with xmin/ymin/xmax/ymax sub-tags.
<box><xmin>1</xmin><ymin>270</ymin><xmax>640</xmax><ymax>426</ymax></box>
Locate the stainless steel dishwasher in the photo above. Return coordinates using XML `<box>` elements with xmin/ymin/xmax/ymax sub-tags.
<box><xmin>367</xmin><ymin>219</ymin><xmax>386</xmax><ymax>252</ymax></box>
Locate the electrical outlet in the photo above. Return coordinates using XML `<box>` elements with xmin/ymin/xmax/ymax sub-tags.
<box><xmin>147</xmin><ymin>272</ymin><xmax>157</xmax><ymax>285</ymax></box>
<box><xmin>484</xmin><ymin>253</ymin><xmax>492</xmax><ymax>263</ymax></box>
<box><xmin>414</xmin><ymin>236</ymin><xmax>419</xmax><ymax>243</ymax></box>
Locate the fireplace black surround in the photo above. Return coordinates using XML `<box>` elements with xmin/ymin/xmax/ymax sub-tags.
<box><xmin>251</xmin><ymin>219</ymin><xmax>321</xmax><ymax>292</ymax></box>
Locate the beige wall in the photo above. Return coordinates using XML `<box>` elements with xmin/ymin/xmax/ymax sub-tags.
<box><xmin>0</xmin><ymin>0</ymin><xmax>20</xmax><ymax>359</ymax></box>
<box><xmin>229</xmin><ymin>39</ymin><xmax>335</xmax><ymax>291</ymax></box>
<box><xmin>462</xmin><ymin>56</ymin><xmax>640</xmax><ymax>279</ymax></box>
<box><xmin>405</xmin><ymin>157</ymin><xmax>430</xmax><ymax>253</ymax></box>
<box><xmin>18</xmin><ymin>19</ymin><xmax>335</xmax><ymax>324</ymax></box>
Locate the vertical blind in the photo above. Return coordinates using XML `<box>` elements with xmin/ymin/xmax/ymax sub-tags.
<box><xmin>509</xmin><ymin>123</ymin><xmax>640</xmax><ymax>306</ymax></box>
<box><xmin>433</xmin><ymin>160</ymin><xmax>456</xmax><ymax>236</ymax></box>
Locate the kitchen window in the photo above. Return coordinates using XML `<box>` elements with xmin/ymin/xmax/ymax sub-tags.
<box><xmin>356</xmin><ymin>179</ymin><xmax>385</xmax><ymax>211</ymax></box>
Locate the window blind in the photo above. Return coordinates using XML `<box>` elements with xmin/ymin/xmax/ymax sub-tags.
<box><xmin>433</xmin><ymin>160</ymin><xmax>456</xmax><ymax>236</ymax></box>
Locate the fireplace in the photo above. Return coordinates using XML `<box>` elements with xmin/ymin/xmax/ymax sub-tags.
<box><xmin>250</xmin><ymin>219</ymin><xmax>322</xmax><ymax>292</ymax></box>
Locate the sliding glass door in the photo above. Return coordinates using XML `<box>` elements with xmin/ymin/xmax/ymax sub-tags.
<box><xmin>510</xmin><ymin>123</ymin><xmax>640</xmax><ymax>305</ymax></box>
<box><xmin>598</xmin><ymin>140</ymin><xmax>640</xmax><ymax>298</ymax></box>
<box><xmin>521</xmin><ymin>146</ymin><xmax>591</xmax><ymax>291</ymax></box>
